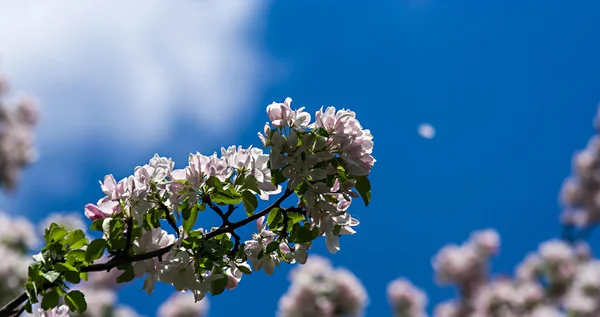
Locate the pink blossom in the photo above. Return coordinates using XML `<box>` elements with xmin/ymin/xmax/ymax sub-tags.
<box><xmin>387</xmin><ymin>278</ymin><xmax>428</xmax><ymax>317</ymax></box>
<box><xmin>267</xmin><ymin>97</ymin><xmax>293</xmax><ymax>128</ymax></box>
<box><xmin>84</xmin><ymin>197</ymin><xmax>120</xmax><ymax>221</ymax></box>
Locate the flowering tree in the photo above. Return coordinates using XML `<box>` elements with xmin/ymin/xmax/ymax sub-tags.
<box><xmin>0</xmin><ymin>75</ymin><xmax>38</xmax><ymax>192</ymax></box>
<box><xmin>277</xmin><ymin>255</ymin><xmax>368</xmax><ymax>317</ymax></box>
<box><xmin>384</xmin><ymin>106</ymin><xmax>600</xmax><ymax>317</ymax></box>
<box><xmin>0</xmin><ymin>92</ymin><xmax>376</xmax><ymax>317</ymax></box>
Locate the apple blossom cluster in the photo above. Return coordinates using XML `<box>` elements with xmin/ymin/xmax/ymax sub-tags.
<box><xmin>560</xmin><ymin>104</ymin><xmax>600</xmax><ymax>229</ymax></box>
<box><xmin>0</xmin><ymin>74</ymin><xmax>38</xmax><ymax>191</ymax></box>
<box><xmin>277</xmin><ymin>255</ymin><xmax>368</xmax><ymax>317</ymax></box>
<box><xmin>157</xmin><ymin>292</ymin><xmax>209</xmax><ymax>317</ymax></box>
<box><xmin>260</xmin><ymin>97</ymin><xmax>373</xmax><ymax>254</ymax></box>
<box><xmin>0</xmin><ymin>211</ymin><xmax>34</xmax><ymax>302</ymax></box>
<box><xmin>432</xmin><ymin>229</ymin><xmax>500</xmax><ymax>298</ymax></box>
<box><xmin>0</xmin><ymin>211</ymin><xmax>39</xmax><ymax>252</ymax></box>
<box><xmin>387</xmin><ymin>278</ymin><xmax>427</xmax><ymax>317</ymax></box>
<box><xmin>2</xmin><ymin>97</ymin><xmax>374</xmax><ymax>316</ymax></box>
<box><xmin>386</xmin><ymin>230</ymin><xmax>600</xmax><ymax>317</ymax></box>
<box><xmin>38</xmin><ymin>304</ymin><xmax>140</xmax><ymax>317</ymax></box>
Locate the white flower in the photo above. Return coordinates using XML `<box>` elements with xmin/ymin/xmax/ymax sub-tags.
<box><xmin>159</xmin><ymin>252</ymin><xmax>200</xmax><ymax>292</ymax></box>
<box><xmin>158</xmin><ymin>291</ymin><xmax>209</xmax><ymax>317</ymax></box>
<box><xmin>39</xmin><ymin>305</ymin><xmax>70</xmax><ymax>317</ymax></box>
<box><xmin>244</xmin><ymin>217</ymin><xmax>279</xmax><ymax>275</ymax></box>
<box><xmin>266</xmin><ymin>97</ymin><xmax>293</xmax><ymax>128</ymax></box>
<box><xmin>387</xmin><ymin>278</ymin><xmax>428</xmax><ymax>317</ymax></box>
<box><xmin>132</xmin><ymin>228</ymin><xmax>176</xmax><ymax>295</ymax></box>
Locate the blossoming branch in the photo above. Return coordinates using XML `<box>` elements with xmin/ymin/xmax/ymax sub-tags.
<box><xmin>0</xmin><ymin>97</ymin><xmax>375</xmax><ymax>317</ymax></box>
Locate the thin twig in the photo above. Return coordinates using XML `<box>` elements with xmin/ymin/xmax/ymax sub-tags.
<box><xmin>158</xmin><ymin>200</ymin><xmax>179</xmax><ymax>237</ymax></box>
<box><xmin>225</xmin><ymin>205</ymin><xmax>237</xmax><ymax>218</ymax></box>
<box><xmin>123</xmin><ymin>217</ymin><xmax>134</xmax><ymax>256</ymax></box>
<box><xmin>0</xmin><ymin>293</ymin><xmax>26</xmax><ymax>317</ymax></box>
<box><xmin>204</xmin><ymin>196</ymin><xmax>225</xmax><ymax>218</ymax></box>
<box><xmin>12</xmin><ymin>305</ymin><xmax>24</xmax><ymax>317</ymax></box>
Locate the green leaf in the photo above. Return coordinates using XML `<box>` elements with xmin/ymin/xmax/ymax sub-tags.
<box><xmin>332</xmin><ymin>225</ymin><xmax>342</xmax><ymax>236</ymax></box>
<box><xmin>266</xmin><ymin>241</ymin><xmax>279</xmax><ymax>254</ymax></box>
<box><xmin>64</xmin><ymin>271</ymin><xmax>81</xmax><ymax>284</ymax></box>
<box><xmin>55</xmin><ymin>263</ymin><xmax>77</xmax><ymax>272</ymax></box>
<box><xmin>236</xmin><ymin>264</ymin><xmax>252</xmax><ymax>275</ymax></box>
<box><xmin>80</xmin><ymin>272</ymin><xmax>88</xmax><ymax>281</ymax></box>
<box><xmin>28</xmin><ymin>264</ymin><xmax>42</xmax><ymax>283</ymax></box>
<box><xmin>206</xmin><ymin>176</ymin><xmax>223</xmax><ymax>189</ymax></box>
<box><xmin>287</xmin><ymin>212</ymin><xmax>304</xmax><ymax>225</ymax></box>
<box><xmin>32</xmin><ymin>252</ymin><xmax>45</xmax><ymax>264</ymax></box>
<box><xmin>267</xmin><ymin>208</ymin><xmax>282</xmax><ymax>228</ymax></box>
<box><xmin>116</xmin><ymin>265</ymin><xmax>135</xmax><ymax>284</ymax></box>
<box><xmin>85</xmin><ymin>239</ymin><xmax>106</xmax><ymax>262</ymax></box>
<box><xmin>65</xmin><ymin>290</ymin><xmax>87</xmax><ymax>313</ymax></box>
<box><xmin>46</xmin><ymin>226</ymin><xmax>68</xmax><ymax>244</ymax></box>
<box><xmin>65</xmin><ymin>230</ymin><xmax>88</xmax><ymax>249</ymax></box>
<box><xmin>242</xmin><ymin>175</ymin><xmax>261</xmax><ymax>193</ymax></box>
<box><xmin>312</xmin><ymin>127</ymin><xmax>329</xmax><ymax>137</ymax></box>
<box><xmin>41</xmin><ymin>271</ymin><xmax>60</xmax><ymax>283</ymax></box>
<box><xmin>294</xmin><ymin>181</ymin><xmax>308</xmax><ymax>196</ymax></box>
<box><xmin>90</xmin><ymin>219</ymin><xmax>104</xmax><ymax>232</ymax></box>
<box><xmin>210</xmin><ymin>274</ymin><xmax>229</xmax><ymax>296</ymax></box>
<box><xmin>311</xmin><ymin>226</ymin><xmax>320</xmax><ymax>240</ymax></box>
<box><xmin>183</xmin><ymin>204</ymin><xmax>199</xmax><ymax>235</ymax></box>
<box><xmin>302</xmin><ymin>133</ymin><xmax>316</xmax><ymax>148</ymax></box>
<box><xmin>234</xmin><ymin>173</ymin><xmax>246</xmax><ymax>186</ymax></box>
<box><xmin>25</xmin><ymin>282</ymin><xmax>38</xmax><ymax>304</ymax></box>
<box><xmin>241</xmin><ymin>191</ymin><xmax>258</xmax><ymax>216</ymax></box>
<box><xmin>354</xmin><ymin>176</ymin><xmax>371</xmax><ymax>206</ymax></box>
<box><xmin>66</xmin><ymin>249</ymin><xmax>86</xmax><ymax>264</ymax></box>
<box><xmin>336</xmin><ymin>165</ymin><xmax>348</xmax><ymax>181</ymax></box>
<box><xmin>271</xmin><ymin>169</ymin><xmax>286</xmax><ymax>186</ymax></box>
<box><xmin>109</xmin><ymin>219</ymin><xmax>125</xmax><ymax>236</ymax></box>
<box><xmin>23</xmin><ymin>302</ymin><xmax>32</xmax><ymax>314</ymax></box>
<box><xmin>212</xmin><ymin>186</ymin><xmax>243</xmax><ymax>205</ymax></box>
<box><xmin>293</xmin><ymin>224</ymin><xmax>314</xmax><ymax>244</ymax></box>
<box><xmin>108</xmin><ymin>237</ymin><xmax>126</xmax><ymax>252</ymax></box>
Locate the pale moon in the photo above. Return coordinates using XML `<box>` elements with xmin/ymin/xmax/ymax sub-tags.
<box><xmin>418</xmin><ymin>123</ymin><xmax>435</xmax><ymax>139</ymax></box>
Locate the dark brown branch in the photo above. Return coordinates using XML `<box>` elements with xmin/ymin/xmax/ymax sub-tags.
<box><xmin>229</xmin><ymin>230</ymin><xmax>241</xmax><ymax>256</ymax></box>
<box><xmin>204</xmin><ymin>196</ymin><xmax>225</xmax><ymax>218</ymax></box>
<box><xmin>12</xmin><ymin>305</ymin><xmax>25</xmax><ymax>317</ymax></box>
<box><xmin>158</xmin><ymin>200</ymin><xmax>179</xmax><ymax>237</ymax></box>
<box><xmin>0</xmin><ymin>293</ymin><xmax>27</xmax><ymax>317</ymax></box>
<box><xmin>225</xmin><ymin>204</ymin><xmax>237</xmax><ymax>218</ymax></box>
<box><xmin>123</xmin><ymin>217</ymin><xmax>134</xmax><ymax>255</ymax></box>
<box><xmin>229</xmin><ymin>188</ymin><xmax>293</xmax><ymax>229</ymax></box>
<box><xmin>0</xmin><ymin>189</ymin><xmax>294</xmax><ymax>316</ymax></box>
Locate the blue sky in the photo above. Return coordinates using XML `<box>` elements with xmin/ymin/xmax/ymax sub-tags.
<box><xmin>3</xmin><ymin>1</ymin><xmax>600</xmax><ymax>316</ymax></box>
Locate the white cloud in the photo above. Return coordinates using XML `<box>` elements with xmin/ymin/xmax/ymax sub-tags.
<box><xmin>0</xmin><ymin>0</ymin><xmax>273</xmax><ymax>150</ymax></box>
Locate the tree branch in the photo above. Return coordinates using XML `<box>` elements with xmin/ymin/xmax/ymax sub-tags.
<box><xmin>204</xmin><ymin>196</ymin><xmax>225</xmax><ymax>218</ymax></box>
<box><xmin>225</xmin><ymin>204</ymin><xmax>237</xmax><ymax>218</ymax></box>
<box><xmin>12</xmin><ymin>305</ymin><xmax>25</xmax><ymax>317</ymax></box>
<box><xmin>228</xmin><ymin>188</ymin><xmax>293</xmax><ymax>229</ymax></box>
<box><xmin>158</xmin><ymin>200</ymin><xmax>179</xmax><ymax>237</ymax></box>
<box><xmin>123</xmin><ymin>217</ymin><xmax>134</xmax><ymax>256</ymax></box>
<box><xmin>0</xmin><ymin>293</ymin><xmax>27</xmax><ymax>317</ymax></box>
<box><xmin>0</xmin><ymin>189</ymin><xmax>294</xmax><ymax>316</ymax></box>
